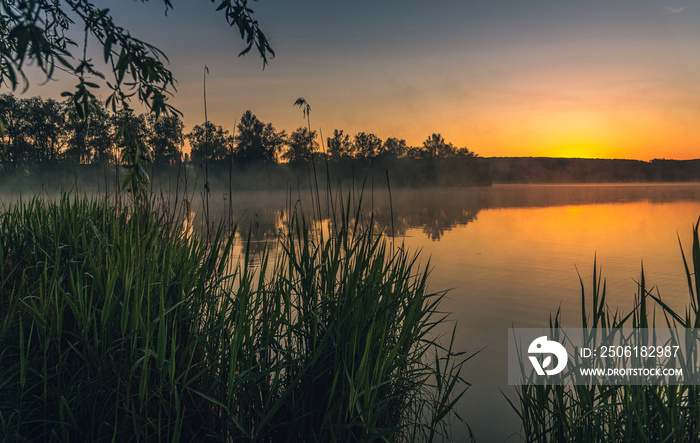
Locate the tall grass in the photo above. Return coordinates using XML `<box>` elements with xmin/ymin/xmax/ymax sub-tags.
<box><xmin>512</xmin><ymin>219</ymin><xmax>700</xmax><ymax>442</ymax></box>
<box><xmin>0</xmin><ymin>193</ymin><xmax>469</xmax><ymax>441</ymax></box>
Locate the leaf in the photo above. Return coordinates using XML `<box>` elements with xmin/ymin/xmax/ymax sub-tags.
<box><xmin>542</xmin><ymin>355</ymin><xmax>552</xmax><ymax>369</ymax></box>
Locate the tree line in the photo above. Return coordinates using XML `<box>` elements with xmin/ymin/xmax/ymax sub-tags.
<box><xmin>0</xmin><ymin>93</ymin><xmax>478</xmax><ymax>168</ymax></box>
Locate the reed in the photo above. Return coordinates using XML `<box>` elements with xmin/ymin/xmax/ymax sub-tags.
<box><xmin>512</xmin><ymin>219</ymin><xmax>700</xmax><ymax>442</ymax></box>
<box><xmin>0</xmin><ymin>193</ymin><xmax>469</xmax><ymax>441</ymax></box>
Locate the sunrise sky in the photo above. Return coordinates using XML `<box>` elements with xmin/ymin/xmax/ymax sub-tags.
<box><xmin>29</xmin><ymin>0</ymin><xmax>700</xmax><ymax>160</ymax></box>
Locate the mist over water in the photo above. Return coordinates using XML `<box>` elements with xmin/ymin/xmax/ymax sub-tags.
<box><xmin>5</xmin><ymin>170</ymin><xmax>698</xmax><ymax>243</ymax></box>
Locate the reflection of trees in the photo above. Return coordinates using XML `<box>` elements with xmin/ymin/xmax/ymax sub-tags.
<box><xmin>28</xmin><ymin>181</ymin><xmax>699</xmax><ymax>248</ymax></box>
<box><xmin>420</xmin><ymin>208</ymin><xmax>479</xmax><ymax>241</ymax></box>
<box><xmin>232</xmin><ymin>183</ymin><xmax>700</xmax><ymax>243</ymax></box>
<box><xmin>197</xmin><ymin>188</ymin><xmax>488</xmax><ymax>243</ymax></box>
<box><xmin>171</xmin><ymin>189</ymin><xmax>480</xmax><ymax>260</ymax></box>
<box><xmin>151</xmin><ymin>183</ymin><xmax>700</xmax><ymax>248</ymax></box>
<box><xmin>193</xmin><ymin>192</ymin><xmax>284</xmax><ymax>252</ymax></box>
<box><xmin>362</xmin><ymin>189</ymin><xmax>483</xmax><ymax>241</ymax></box>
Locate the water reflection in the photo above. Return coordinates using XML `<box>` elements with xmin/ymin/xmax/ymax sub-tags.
<box><xmin>5</xmin><ymin>183</ymin><xmax>699</xmax><ymax>246</ymax></box>
<box><xmin>182</xmin><ymin>183</ymin><xmax>700</xmax><ymax>246</ymax></box>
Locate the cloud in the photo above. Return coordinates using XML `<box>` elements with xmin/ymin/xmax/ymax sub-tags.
<box><xmin>665</xmin><ymin>6</ymin><xmax>689</xmax><ymax>13</ymax></box>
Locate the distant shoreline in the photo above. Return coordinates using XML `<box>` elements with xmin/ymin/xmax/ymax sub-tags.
<box><xmin>1</xmin><ymin>157</ymin><xmax>699</xmax><ymax>194</ymax></box>
<box><xmin>483</xmin><ymin>157</ymin><xmax>700</xmax><ymax>184</ymax></box>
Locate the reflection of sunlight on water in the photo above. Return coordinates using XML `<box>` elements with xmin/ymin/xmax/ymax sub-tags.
<box><xmin>277</xmin><ymin>208</ymin><xmax>290</xmax><ymax>233</ymax></box>
<box><xmin>412</xmin><ymin>198</ymin><xmax>700</xmax><ymax>442</ymax></box>
<box><xmin>181</xmin><ymin>201</ymin><xmax>196</xmax><ymax>239</ymax></box>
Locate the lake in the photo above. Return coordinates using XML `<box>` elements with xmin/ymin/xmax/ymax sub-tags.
<box><xmin>4</xmin><ymin>181</ymin><xmax>700</xmax><ymax>441</ymax></box>
<box><xmin>214</xmin><ymin>182</ymin><xmax>700</xmax><ymax>442</ymax></box>
<box><xmin>395</xmin><ymin>184</ymin><xmax>700</xmax><ymax>442</ymax></box>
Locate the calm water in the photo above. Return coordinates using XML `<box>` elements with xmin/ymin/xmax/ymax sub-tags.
<box><xmin>5</xmin><ymin>182</ymin><xmax>700</xmax><ymax>441</ymax></box>
<box><xmin>396</xmin><ymin>184</ymin><xmax>700</xmax><ymax>442</ymax></box>
<box><xmin>217</xmin><ymin>183</ymin><xmax>700</xmax><ymax>442</ymax></box>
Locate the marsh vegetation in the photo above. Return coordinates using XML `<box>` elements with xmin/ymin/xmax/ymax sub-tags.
<box><xmin>0</xmin><ymin>191</ymin><xmax>470</xmax><ymax>441</ymax></box>
<box><xmin>513</xmin><ymin>220</ymin><xmax>700</xmax><ymax>442</ymax></box>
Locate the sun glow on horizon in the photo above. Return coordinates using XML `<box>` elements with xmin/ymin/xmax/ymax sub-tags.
<box><xmin>542</xmin><ymin>145</ymin><xmax>612</xmax><ymax>159</ymax></box>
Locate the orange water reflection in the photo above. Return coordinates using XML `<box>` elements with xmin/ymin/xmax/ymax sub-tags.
<box><xmin>408</xmin><ymin>197</ymin><xmax>700</xmax><ymax>442</ymax></box>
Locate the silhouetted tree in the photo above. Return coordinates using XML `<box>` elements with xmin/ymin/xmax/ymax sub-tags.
<box><xmin>353</xmin><ymin>132</ymin><xmax>383</xmax><ymax>162</ymax></box>
<box><xmin>111</xmin><ymin>109</ymin><xmax>146</xmax><ymax>145</ymax></box>
<box><xmin>405</xmin><ymin>145</ymin><xmax>424</xmax><ymax>159</ymax></box>
<box><xmin>19</xmin><ymin>97</ymin><xmax>64</xmax><ymax>163</ymax></box>
<box><xmin>380</xmin><ymin>137</ymin><xmax>408</xmax><ymax>160</ymax></box>
<box><xmin>1</xmin><ymin>0</ymin><xmax>272</xmax><ymax>194</ymax></box>
<box><xmin>454</xmin><ymin>146</ymin><xmax>477</xmax><ymax>158</ymax></box>
<box><xmin>419</xmin><ymin>133</ymin><xmax>475</xmax><ymax>159</ymax></box>
<box><xmin>283</xmin><ymin>127</ymin><xmax>318</xmax><ymax>165</ymax></box>
<box><xmin>234</xmin><ymin>110</ymin><xmax>285</xmax><ymax>163</ymax></box>
<box><xmin>422</xmin><ymin>133</ymin><xmax>451</xmax><ymax>159</ymax></box>
<box><xmin>0</xmin><ymin>93</ymin><xmax>29</xmax><ymax>164</ymax></box>
<box><xmin>89</xmin><ymin>106</ymin><xmax>114</xmax><ymax>165</ymax></box>
<box><xmin>0</xmin><ymin>95</ymin><xmax>69</xmax><ymax>164</ymax></box>
<box><xmin>327</xmin><ymin>129</ymin><xmax>352</xmax><ymax>161</ymax></box>
<box><xmin>147</xmin><ymin>114</ymin><xmax>184</xmax><ymax>165</ymax></box>
<box><xmin>187</xmin><ymin>121</ymin><xmax>231</xmax><ymax>164</ymax></box>
<box><xmin>64</xmin><ymin>96</ymin><xmax>113</xmax><ymax>164</ymax></box>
